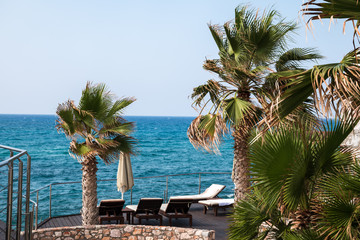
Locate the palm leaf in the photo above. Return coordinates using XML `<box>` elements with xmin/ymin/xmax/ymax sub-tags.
<box><xmin>302</xmin><ymin>0</ymin><xmax>360</xmax><ymax>37</ymax></box>
<box><xmin>187</xmin><ymin>114</ymin><xmax>228</xmax><ymax>153</ymax></box>
<box><xmin>276</xmin><ymin>49</ymin><xmax>360</xmax><ymax>119</ymax></box>
<box><xmin>56</xmin><ymin>100</ymin><xmax>76</xmax><ymax>136</ymax></box>
<box><xmin>312</xmin><ymin>117</ymin><xmax>357</xmax><ymax>175</ymax></box>
<box><xmin>224</xmin><ymin>97</ymin><xmax>256</xmax><ymax>126</ymax></box>
<box><xmin>106</xmin><ymin>97</ymin><xmax>136</xmax><ymax>120</ymax></box>
<box><xmin>275</xmin><ymin>48</ymin><xmax>322</xmax><ymax>72</ymax></box>
<box><xmin>191</xmin><ymin>80</ymin><xmax>225</xmax><ymax>107</ymax></box>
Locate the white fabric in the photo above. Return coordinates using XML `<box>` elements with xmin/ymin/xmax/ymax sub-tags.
<box><xmin>117</xmin><ymin>152</ymin><xmax>134</xmax><ymax>199</ymax></box>
<box><xmin>139</xmin><ymin>198</ymin><xmax>163</xmax><ymax>201</ymax></box>
<box><xmin>198</xmin><ymin>199</ymin><xmax>234</xmax><ymax>207</ymax></box>
<box><xmin>126</xmin><ymin>205</ymin><xmax>137</xmax><ymax>211</ymax></box>
<box><xmin>100</xmin><ymin>199</ymin><xmax>123</xmax><ymax>203</ymax></box>
<box><xmin>170</xmin><ymin>184</ymin><xmax>225</xmax><ymax>200</ymax></box>
<box><xmin>160</xmin><ymin>203</ymin><xmax>168</xmax><ymax>212</ymax></box>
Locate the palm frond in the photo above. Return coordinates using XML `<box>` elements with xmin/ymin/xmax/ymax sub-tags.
<box><xmin>191</xmin><ymin>80</ymin><xmax>225</xmax><ymax>107</ymax></box>
<box><xmin>273</xmin><ymin>49</ymin><xmax>360</xmax><ymax>119</ymax></box>
<box><xmin>78</xmin><ymin>82</ymin><xmax>112</xmax><ymax>121</ymax></box>
<box><xmin>100</xmin><ymin>122</ymin><xmax>135</xmax><ymax>137</ymax></box>
<box><xmin>276</xmin><ymin>48</ymin><xmax>323</xmax><ymax>72</ymax></box>
<box><xmin>208</xmin><ymin>24</ymin><xmax>226</xmax><ymax>53</ymax></box>
<box><xmin>315</xmin><ymin>158</ymin><xmax>360</xmax><ymax>239</ymax></box>
<box><xmin>313</xmin><ymin>117</ymin><xmax>357</xmax><ymax>174</ymax></box>
<box><xmin>250</xmin><ymin>126</ymin><xmax>306</xmax><ymax>210</ymax></box>
<box><xmin>106</xmin><ymin>97</ymin><xmax>136</xmax><ymax>120</ymax></box>
<box><xmin>302</xmin><ymin>0</ymin><xmax>360</xmax><ymax>37</ymax></box>
<box><xmin>187</xmin><ymin>114</ymin><xmax>228</xmax><ymax>153</ymax></box>
<box><xmin>228</xmin><ymin>188</ymin><xmax>289</xmax><ymax>240</ymax></box>
<box><xmin>251</xmin><ymin>116</ymin><xmax>357</xmax><ymax>212</ymax></box>
<box><xmin>282</xmin><ymin>229</ymin><xmax>323</xmax><ymax>240</ymax></box>
<box><xmin>224</xmin><ymin>97</ymin><xmax>257</xmax><ymax>127</ymax></box>
<box><xmin>56</xmin><ymin>100</ymin><xmax>76</xmax><ymax>136</ymax></box>
<box><xmin>95</xmin><ymin>136</ymin><xmax>136</xmax><ymax>164</ymax></box>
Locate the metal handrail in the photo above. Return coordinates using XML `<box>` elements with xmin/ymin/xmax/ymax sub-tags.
<box><xmin>32</xmin><ymin>171</ymin><xmax>232</xmax><ymax>229</ymax></box>
<box><xmin>29</xmin><ymin>172</ymin><xmax>231</xmax><ymax>194</ymax></box>
<box><xmin>0</xmin><ymin>145</ymin><xmax>33</xmax><ymax>240</ymax></box>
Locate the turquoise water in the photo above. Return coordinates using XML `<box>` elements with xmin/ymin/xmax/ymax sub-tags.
<box><xmin>0</xmin><ymin>115</ymin><xmax>234</xmax><ymax>223</ymax></box>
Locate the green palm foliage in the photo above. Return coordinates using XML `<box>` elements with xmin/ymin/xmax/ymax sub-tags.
<box><xmin>188</xmin><ymin>5</ymin><xmax>321</xmax><ymax>200</ymax></box>
<box><xmin>316</xmin><ymin>163</ymin><xmax>360</xmax><ymax>239</ymax></box>
<box><xmin>302</xmin><ymin>0</ymin><xmax>360</xmax><ymax>36</ymax></box>
<box><xmin>56</xmin><ymin>82</ymin><xmax>136</xmax><ymax>225</ymax></box>
<box><xmin>229</xmin><ymin>117</ymin><xmax>360</xmax><ymax>240</ymax></box>
<box><xmin>272</xmin><ymin>49</ymin><xmax>360</xmax><ymax>121</ymax></box>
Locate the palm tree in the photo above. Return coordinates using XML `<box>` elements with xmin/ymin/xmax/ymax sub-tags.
<box><xmin>56</xmin><ymin>82</ymin><xmax>136</xmax><ymax>225</ymax></box>
<box><xmin>188</xmin><ymin>6</ymin><xmax>321</xmax><ymax>201</ymax></box>
<box><xmin>229</xmin><ymin>117</ymin><xmax>360</xmax><ymax>239</ymax></box>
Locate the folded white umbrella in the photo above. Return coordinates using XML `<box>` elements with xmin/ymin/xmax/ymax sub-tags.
<box><xmin>117</xmin><ymin>152</ymin><xmax>134</xmax><ymax>199</ymax></box>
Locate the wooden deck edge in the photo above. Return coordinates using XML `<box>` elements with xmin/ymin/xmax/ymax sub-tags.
<box><xmin>37</xmin><ymin>214</ymin><xmax>81</xmax><ymax>228</ymax></box>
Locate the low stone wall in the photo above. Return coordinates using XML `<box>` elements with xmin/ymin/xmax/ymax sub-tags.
<box><xmin>32</xmin><ymin>224</ymin><xmax>216</xmax><ymax>240</ymax></box>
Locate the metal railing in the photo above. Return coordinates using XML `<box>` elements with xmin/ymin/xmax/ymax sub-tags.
<box><xmin>0</xmin><ymin>145</ymin><xmax>34</xmax><ymax>240</ymax></box>
<box><xmin>31</xmin><ymin>171</ymin><xmax>232</xmax><ymax>229</ymax></box>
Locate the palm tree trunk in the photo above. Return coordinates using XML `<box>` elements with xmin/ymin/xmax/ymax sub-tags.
<box><xmin>232</xmin><ymin>90</ymin><xmax>252</xmax><ymax>202</ymax></box>
<box><xmin>232</xmin><ymin>127</ymin><xmax>251</xmax><ymax>202</ymax></box>
<box><xmin>81</xmin><ymin>156</ymin><xmax>98</xmax><ymax>225</ymax></box>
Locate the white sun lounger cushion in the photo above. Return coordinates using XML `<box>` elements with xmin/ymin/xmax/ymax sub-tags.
<box><xmin>160</xmin><ymin>204</ymin><xmax>168</xmax><ymax>212</ymax></box>
<box><xmin>126</xmin><ymin>205</ymin><xmax>137</xmax><ymax>211</ymax></box>
<box><xmin>198</xmin><ymin>199</ymin><xmax>234</xmax><ymax>207</ymax></box>
<box><xmin>170</xmin><ymin>184</ymin><xmax>225</xmax><ymax>200</ymax></box>
<box><xmin>125</xmin><ymin>198</ymin><xmax>163</xmax><ymax>212</ymax></box>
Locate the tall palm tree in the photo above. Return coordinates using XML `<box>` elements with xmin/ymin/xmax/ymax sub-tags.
<box><xmin>229</xmin><ymin>117</ymin><xmax>359</xmax><ymax>240</ymax></box>
<box><xmin>56</xmin><ymin>82</ymin><xmax>136</xmax><ymax>225</ymax></box>
<box><xmin>188</xmin><ymin>6</ymin><xmax>321</xmax><ymax>201</ymax></box>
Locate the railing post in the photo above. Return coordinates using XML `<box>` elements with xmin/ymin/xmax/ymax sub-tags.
<box><xmin>25</xmin><ymin>155</ymin><xmax>31</xmax><ymax>240</ymax></box>
<box><xmin>49</xmin><ymin>184</ymin><xmax>52</xmax><ymax>218</ymax></box>
<box><xmin>16</xmin><ymin>160</ymin><xmax>23</xmax><ymax>240</ymax></box>
<box><xmin>29</xmin><ymin>209</ymin><xmax>34</xmax><ymax>240</ymax></box>
<box><xmin>130</xmin><ymin>188</ymin><xmax>133</xmax><ymax>205</ymax></box>
<box><xmin>6</xmin><ymin>161</ymin><xmax>14</xmax><ymax>240</ymax></box>
<box><xmin>36</xmin><ymin>190</ymin><xmax>39</xmax><ymax>230</ymax></box>
<box><xmin>198</xmin><ymin>173</ymin><xmax>201</xmax><ymax>194</ymax></box>
<box><xmin>166</xmin><ymin>176</ymin><xmax>168</xmax><ymax>202</ymax></box>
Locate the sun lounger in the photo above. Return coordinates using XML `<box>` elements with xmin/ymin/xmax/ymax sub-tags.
<box><xmin>125</xmin><ymin>198</ymin><xmax>163</xmax><ymax>225</ymax></box>
<box><xmin>159</xmin><ymin>198</ymin><xmax>192</xmax><ymax>227</ymax></box>
<box><xmin>170</xmin><ymin>184</ymin><xmax>226</xmax><ymax>202</ymax></box>
<box><xmin>98</xmin><ymin>199</ymin><xmax>125</xmax><ymax>224</ymax></box>
<box><xmin>198</xmin><ymin>198</ymin><xmax>234</xmax><ymax>216</ymax></box>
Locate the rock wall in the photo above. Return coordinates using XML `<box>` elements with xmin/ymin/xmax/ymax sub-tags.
<box><xmin>32</xmin><ymin>224</ymin><xmax>216</xmax><ymax>240</ymax></box>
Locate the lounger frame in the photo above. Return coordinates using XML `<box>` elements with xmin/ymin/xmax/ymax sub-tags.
<box><xmin>98</xmin><ymin>199</ymin><xmax>125</xmax><ymax>224</ymax></box>
<box><xmin>131</xmin><ymin>198</ymin><xmax>163</xmax><ymax>225</ymax></box>
<box><xmin>159</xmin><ymin>199</ymin><xmax>192</xmax><ymax>227</ymax></box>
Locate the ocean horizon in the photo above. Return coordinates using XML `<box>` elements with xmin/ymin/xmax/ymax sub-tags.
<box><xmin>0</xmin><ymin>114</ymin><xmax>234</xmax><ymax>222</ymax></box>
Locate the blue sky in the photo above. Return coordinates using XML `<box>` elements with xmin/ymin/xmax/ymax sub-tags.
<box><xmin>0</xmin><ymin>0</ymin><xmax>354</xmax><ymax>116</ymax></box>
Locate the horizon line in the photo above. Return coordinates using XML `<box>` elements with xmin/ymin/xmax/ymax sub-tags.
<box><xmin>0</xmin><ymin>113</ymin><xmax>198</xmax><ymax>118</ymax></box>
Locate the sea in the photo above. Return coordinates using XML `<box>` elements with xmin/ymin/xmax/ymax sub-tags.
<box><xmin>0</xmin><ymin>115</ymin><xmax>234</xmax><ymax>223</ymax></box>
